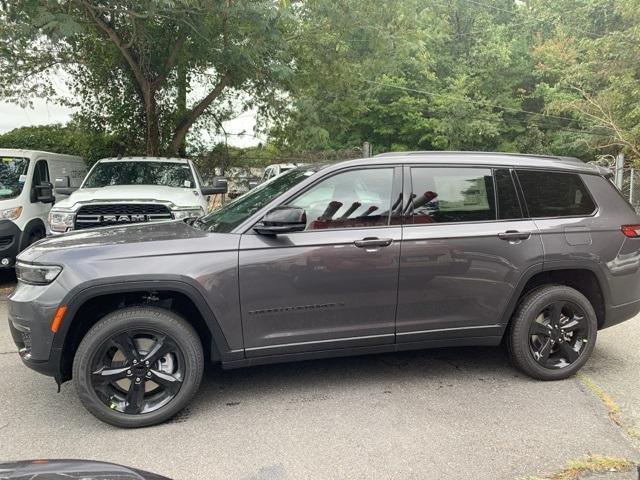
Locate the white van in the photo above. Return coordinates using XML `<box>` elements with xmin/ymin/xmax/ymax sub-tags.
<box><xmin>0</xmin><ymin>149</ymin><xmax>85</xmax><ymax>267</ymax></box>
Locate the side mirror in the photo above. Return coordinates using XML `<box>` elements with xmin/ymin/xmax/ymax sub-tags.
<box><xmin>201</xmin><ymin>176</ymin><xmax>228</xmax><ymax>195</ymax></box>
<box><xmin>35</xmin><ymin>182</ymin><xmax>55</xmax><ymax>204</ymax></box>
<box><xmin>54</xmin><ymin>176</ymin><xmax>78</xmax><ymax>195</ymax></box>
<box><xmin>254</xmin><ymin>206</ymin><xmax>307</xmax><ymax>235</ymax></box>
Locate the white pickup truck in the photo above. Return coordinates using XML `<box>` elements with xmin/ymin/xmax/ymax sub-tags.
<box><xmin>48</xmin><ymin>156</ymin><xmax>227</xmax><ymax>234</ymax></box>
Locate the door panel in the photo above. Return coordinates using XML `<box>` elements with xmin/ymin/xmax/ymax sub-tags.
<box><xmin>396</xmin><ymin>165</ymin><xmax>544</xmax><ymax>342</ymax></box>
<box><xmin>239</xmin><ymin>227</ymin><xmax>401</xmax><ymax>356</ymax></box>
<box><xmin>397</xmin><ymin>220</ymin><xmax>544</xmax><ymax>341</ymax></box>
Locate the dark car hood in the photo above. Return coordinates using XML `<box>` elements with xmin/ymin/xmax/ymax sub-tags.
<box><xmin>0</xmin><ymin>459</ymin><xmax>171</xmax><ymax>479</ymax></box>
<box><xmin>18</xmin><ymin>220</ymin><xmax>238</xmax><ymax>265</ymax></box>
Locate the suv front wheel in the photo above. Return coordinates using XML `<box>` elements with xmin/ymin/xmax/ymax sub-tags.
<box><xmin>73</xmin><ymin>307</ymin><xmax>204</xmax><ymax>428</ymax></box>
<box><xmin>507</xmin><ymin>285</ymin><xmax>597</xmax><ymax>380</ymax></box>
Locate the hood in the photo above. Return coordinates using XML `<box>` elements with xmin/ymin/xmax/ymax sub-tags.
<box><xmin>0</xmin><ymin>459</ymin><xmax>171</xmax><ymax>479</ymax></box>
<box><xmin>18</xmin><ymin>220</ymin><xmax>239</xmax><ymax>265</ymax></box>
<box><xmin>54</xmin><ymin>185</ymin><xmax>205</xmax><ymax>210</ymax></box>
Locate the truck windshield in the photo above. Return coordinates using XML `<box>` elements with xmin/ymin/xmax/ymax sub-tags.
<box><xmin>0</xmin><ymin>157</ymin><xmax>29</xmax><ymax>200</ymax></box>
<box><xmin>83</xmin><ymin>161</ymin><xmax>196</xmax><ymax>188</ymax></box>
<box><xmin>195</xmin><ymin>166</ymin><xmax>319</xmax><ymax>233</ymax></box>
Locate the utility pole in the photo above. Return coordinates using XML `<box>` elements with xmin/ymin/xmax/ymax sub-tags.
<box><xmin>362</xmin><ymin>141</ymin><xmax>372</xmax><ymax>158</ymax></box>
<box><xmin>614</xmin><ymin>152</ymin><xmax>625</xmax><ymax>189</ymax></box>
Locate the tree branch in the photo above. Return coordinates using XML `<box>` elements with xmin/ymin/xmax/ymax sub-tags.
<box><xmin>168</xmin><ymin>73</ymin><xmax>232</xmax><ymax>154</ymax></box>
<box><xmin>78</xmin><ymin>0</ymin><xmax>149</xmax><ymax>93</ymax></box>
<box><xmin>153</xmin><ymin>32</ymin><xmax>187</xmax><ymax>89</ymax></box>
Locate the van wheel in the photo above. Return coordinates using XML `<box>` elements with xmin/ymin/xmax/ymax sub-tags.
<box><xmin>506</xmin><ymin>285</ymin><xmax>597</xmax><ymax>380</ymax></box>
<box><xmin>73</xmin><ymin>307</ymin><xmax>204</xmax><ymax>428</ymax></box>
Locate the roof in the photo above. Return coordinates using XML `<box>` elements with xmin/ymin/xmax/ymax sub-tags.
<box><xmin>98</xmin><ymin>156</ymin><xmax>189</xmax><ymax>164</ymax></box>
<box><xmin>0</xmin><ymin>148</ymin><xmax>83</xmax><ymax>161</ymax></box>
<box><xmin>323</xmin><ymin>151</ymin><xmax>606</xmax><ymax>175</ymax></box>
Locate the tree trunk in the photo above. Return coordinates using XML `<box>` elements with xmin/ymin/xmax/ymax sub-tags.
<box><xmin>176</xmin><ymin>63</ymin><xmax>187</xmax><ymax>157</ymax></box>
<box><xmin>144</xmin><ymin>88</ymin><xmax>160</xmax><ymax>156</ymax></box>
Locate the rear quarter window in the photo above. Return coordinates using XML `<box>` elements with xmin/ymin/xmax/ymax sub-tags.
<box><xmin>516</xmin><ymin>170</ymin><xmax>596</xmax><ymax>218</ymax></box>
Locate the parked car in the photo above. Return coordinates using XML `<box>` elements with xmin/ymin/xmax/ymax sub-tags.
<box><xmin>0</xmin><ymin>149</ymin><xmax>85</xmax><ymax>268</ymax></box>
<box><xmin>9</xmin><ymin>151</ymin><xmax>640</xmax><ymax>427</ymax></box>
<box><xmin>0</xmin><ymin>459</ymin><xmax>171</xmax><ymax>479</ymax></box>
<box><xmin>257</xmin><ymin>163</ymin><xmax>304</xmax><ymax>185</ymax></box>
<box><xmin>47</xmin><ymin>156</ymin><xmax>227</xmax><ymax>234</ymax></box>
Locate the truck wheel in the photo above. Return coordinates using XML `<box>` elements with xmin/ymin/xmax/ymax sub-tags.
<box><xmin>73</xmin><ymin>306</ymin><xmax>204</xmax><ymax>428</ymax></box>
<box><xmin>506</xmin><ymin>285</ymin><xmax>597</xmax><ymax>381</ymax></box>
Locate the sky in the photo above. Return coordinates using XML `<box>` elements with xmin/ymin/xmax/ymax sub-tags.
<box><xmin>0</xmin><ymin>98</ymin><xmax>262</xmax><ymax>148</ymax></box>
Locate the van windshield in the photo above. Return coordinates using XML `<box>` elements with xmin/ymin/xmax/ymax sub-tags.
<box><xmin>83</xmin><ymin>161</ymin><xmax>196</xmax><ymax>188</ymax></box>
<box><xmin>0</xmin><ymin>157</ymin><xmax>29</xmax><ymax>200</ymax></box>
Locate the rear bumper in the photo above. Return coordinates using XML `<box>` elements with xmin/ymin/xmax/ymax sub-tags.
<box><xmin>603</xmin><ymin>298</ymin><xmax>640</xmax><ymax>330</ymax></box>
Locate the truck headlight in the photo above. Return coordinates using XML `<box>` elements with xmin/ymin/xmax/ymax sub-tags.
<box><xmin>0</xmin><ymin>206</ymin><xmax>22</xmax><ymax>220</ymax></box>
<box><xmin>15</xmin><ymin>261</ymin><xmax>62</xmax><ymax>285</ymax></box>
<box><xmin>172</xmin><ymin>208</ymin><xmax>205</xmax><ymax>220</ymax></box>
<box><xmin>48</xmin><ymin>211</ymin><xmax>75</xmax><ymax>233</ymax></box>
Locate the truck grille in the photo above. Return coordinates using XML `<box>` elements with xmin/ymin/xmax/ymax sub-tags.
<box><xmin>74</xmin><ymin>204</ymin><xmax>172</xmax><ymax>230</ymax></box>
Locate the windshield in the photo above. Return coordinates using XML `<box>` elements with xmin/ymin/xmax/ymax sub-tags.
<box><xmin>83</xmin><ymin>161</ymin><xmax>196</xmax><ymax>188</ymax></box>
<box><xmin>0</xmin><ymin>157</ymin><xmax>29</xmax><ymax>199</ymax></box>
<box><xmin>195</xmin><ymin>166</ymin><xmax>319</xmax><ymax>233</ymax></box>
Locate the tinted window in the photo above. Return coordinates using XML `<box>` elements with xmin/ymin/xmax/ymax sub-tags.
<box><xmin>34</xmin><ymin>160</ymin><xmax>49</xmax><ymax>185</ymax></box>
<box><xmin>408</xmin><ymin>168</ymin><xmax>495</xmax><ymax>224</ymax></box>
<box><xmin>495</xmin><ymin>169</ymin><xmax>522</xmax><ymax>219</ymax></box>
<box><xmin>517</xmin><ymin>170</ymin><xmax>596</xmax><ymax>218</ymax></box>
<box><xmin>288</xmin><ymin>168</ymin><xmax>394</xmax><ymax>230</ymax></box>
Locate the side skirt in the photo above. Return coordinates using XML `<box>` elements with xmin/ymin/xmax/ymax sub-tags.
<box><xmin>220</xmin><ymin>336</ymin><xmax>503</xmax><ymax>370</ymax></box>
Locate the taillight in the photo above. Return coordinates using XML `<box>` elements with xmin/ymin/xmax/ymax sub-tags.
<box><xmin>621</xmin><ymin>225</ymin><xmax>640</xmax><ymax>237</ymax></box>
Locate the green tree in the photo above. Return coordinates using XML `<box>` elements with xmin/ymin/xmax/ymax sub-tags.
<box><xmin>1</xmin><ymin>0</ymin><xmax>294</xmax><ymax>156</ymax></box>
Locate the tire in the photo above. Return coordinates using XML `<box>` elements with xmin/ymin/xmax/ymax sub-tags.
<box><xmin>506</xmin><ymin>285</ymin><xmax>597</xmax><ymax>381</ymax></box>
<box><xmin>73</xmin><ymin>306</ymin><xmax>204</xmax><ymax>428</ymax></box>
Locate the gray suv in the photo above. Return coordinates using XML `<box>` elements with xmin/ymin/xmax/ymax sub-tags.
<box><xmin>8</xmin><ymin>152</ymin><xmax>640</xmax><ymax>428</ymax></box>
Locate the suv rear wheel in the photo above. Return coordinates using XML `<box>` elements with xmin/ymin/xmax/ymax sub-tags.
<box><xmin>72</xmin><ymin>306</ymin><xmax>204</xmax><ymax>428</ymax></box>
<box><xmin>507</xmin><ymin>285</ymin><xmax>597</xmax><ymax>380</ymax></box>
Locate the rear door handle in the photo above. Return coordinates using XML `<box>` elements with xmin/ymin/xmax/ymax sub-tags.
<box><xmin>354</xmin><ymin>237</ymin><xmax>393</xmax><ymax>248</ymax></box>
<box><xmin>498</xmin><ymin>230</ymin><xmax>531</xmax><ymax>241</ymax></box>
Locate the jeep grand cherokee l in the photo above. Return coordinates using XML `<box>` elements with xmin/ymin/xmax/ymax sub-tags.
<box><xmin>8</xmin><ymin>152</ymin><xmax>640</xmax><ymax>428</ymax></box>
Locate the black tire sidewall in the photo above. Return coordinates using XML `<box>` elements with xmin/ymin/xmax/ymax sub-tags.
<box><xmin>73</xmin><ymin>307</ymin><xmax>204</xmax><ymax>428</ymax></box>
<box><xmin>508</xmin><ymin>285</ymin><xmax>597</xmax><ymax>381</ymax></box>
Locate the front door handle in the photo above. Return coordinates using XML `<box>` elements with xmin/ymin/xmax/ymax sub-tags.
<box><xmin>498</xmin><ymin>230</ymin><xmax>531</xmax><ymax>241</ymax></box>
<box><xmin>354</xmin><ymin>237</ymin><xmax>393</xmax><ymax>248</ymax></box>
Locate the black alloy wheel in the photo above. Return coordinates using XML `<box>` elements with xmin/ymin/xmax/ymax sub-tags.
<box><xmin>507</xmin><ymin>285</ymin><xmax>597</xmax><ymax>380</ymax></box>
<box><xmin>73</xmin><ymin>307</ymin><xmax>203</xmax><ymax>428</ymax></box>
<box><xmin>90</xmin><ymin>329</ymin><xmax>185</xmax><ymax>415</ymax></box>
<box><xmin>528</xmin><ymin>300</ymin><xmax>589</xmax><ymax>369</ymax></box>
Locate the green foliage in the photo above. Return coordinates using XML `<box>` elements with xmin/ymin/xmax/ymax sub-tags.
<box><xmin>0</xmin><ymin>123</ymin><xmax>121</xmax><ymax>165</ymax></box>
<box><xmin>270</xmin><ymin>0</ymin><xmax>638</xmax><ymax>161</ymax></box>
<box><xmin>0</xmin><ymin>0</ymin><xmax>294</xmax><ymax>156</ymax></box>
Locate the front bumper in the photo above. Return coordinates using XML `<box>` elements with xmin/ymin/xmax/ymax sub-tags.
<box><xmin>7</xmin><ymin>280</ymin><xmax>69</xmax><ymax>380</ymax></box>
<box><xmin>0</xmin><ymin>220</ymin><xmax>22</xmax><ymax>268</ymax></box>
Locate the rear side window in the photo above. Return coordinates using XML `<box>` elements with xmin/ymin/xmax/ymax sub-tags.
<box><xmin>516</xmin><ymin>170</ymin><xmax>596</xmax><ymax>218</ymax></box>
<box><xmin>408</xmin><ymin>167</ymin><xmax>495</xmax><ymax>224</ymax></box>
<box><xmin>495</xmin><ymin>168</ymin><xmax>523</xmax><ymax>219</ymax></box>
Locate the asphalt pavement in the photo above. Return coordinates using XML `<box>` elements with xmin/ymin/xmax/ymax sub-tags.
<box><xmin>1</xmin><ymin>294</ymin><xmax>639</xmax><ymax>480</ymax></box>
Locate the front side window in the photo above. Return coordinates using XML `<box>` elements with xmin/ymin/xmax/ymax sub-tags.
<box><xmin>83</xmin><ymin>161</ymin><xmax>196</xmax><ymax>189</ymax></box>
<box><xmin>0</xmin><ymin>157</ymin><xmax>29</xmax><ymax>199</ymax></box>
<box><xmin>196</xmin><ymin>166</ymin><xmax>321</xmax><ymax>233</ymax></box>
<box><xmin>288</xmin><ymin>168</ymin><xmax>394</xmax><ymax>230</ymax></box>
<box><xmin>33</xmin><ymin>160</ymin><xmax>49</xmax><ymax>185</ymax></box>
<box><xmin>407</xmin><ymin>167</ymin><xmax>496</xmax><ymax>224</ymax></box>
<box><xmin>516</xmin><ymin>170</ymin><xmax>596</xmax><ymax>218</ymax></box>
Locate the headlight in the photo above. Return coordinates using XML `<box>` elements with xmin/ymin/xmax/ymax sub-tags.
<box><xmin>48</xmin><ymin>210</ymin><xmax>75</xmax><ymax>233</ymax></box>
<box><xmin>172</xmin><ymin>208</ymin><xmax>205</xmax><ymax>220</ymax></box>
<box><xmin>0</xmin><ymin>206</ymin><xmax>22</xmax><ymax>221</ymax></box>
<box><xmin>15</xmin><ymin>261</ymin><xmax>62</xmax><ymax>285</ymax></box>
